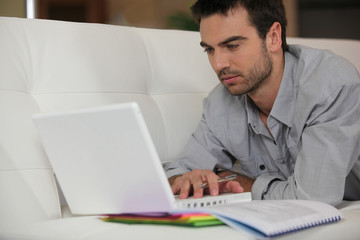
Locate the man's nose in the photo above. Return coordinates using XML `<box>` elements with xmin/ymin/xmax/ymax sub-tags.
<box><xmin>211</xmin><ymin>51</ymin><xmax>231</xmax><ymax>74</ymax></box>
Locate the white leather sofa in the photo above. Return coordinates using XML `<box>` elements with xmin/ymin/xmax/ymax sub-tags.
<box><xmin>0</xmin><ymin>17</ymin><xmax>360</xmax><ymax>240</ymax></box>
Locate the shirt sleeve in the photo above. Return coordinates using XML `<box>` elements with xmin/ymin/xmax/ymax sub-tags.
<box><xmin>253</xmin><ymin>82</ymin><xmax>360</xmax><ymax>206</ymax></box>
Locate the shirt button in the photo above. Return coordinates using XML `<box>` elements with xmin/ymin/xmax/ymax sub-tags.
<box><xmin>259</xmin><ymin>165</ymin><xmax>266</xmax><ymax>171</ymax></box>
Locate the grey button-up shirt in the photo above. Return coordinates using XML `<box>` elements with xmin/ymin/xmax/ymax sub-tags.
<box><xmin>165</xmin><ymin>45</ymin><xmax>360</xmax><ymax>206</ymax></box>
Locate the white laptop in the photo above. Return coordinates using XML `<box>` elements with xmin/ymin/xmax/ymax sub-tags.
<box><xmin>33</xmin><ymin>102</ymin><xmax>251</xmax><ymax>215</ymax></box>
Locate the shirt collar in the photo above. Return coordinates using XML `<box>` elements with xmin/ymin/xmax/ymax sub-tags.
<box><xmin>244</xmin><ymin>95</ymin><xmax>262</xmax><ymax>134</ymax></box>
<box><xmin>244</xmin><ymin>48</ymin><xmax>298</xmax><ymax>128</ymax></box>
<box><xmin>269</xmin><ymin>49</ymin><xmax>298</xmax><ymax>127</ymax></box>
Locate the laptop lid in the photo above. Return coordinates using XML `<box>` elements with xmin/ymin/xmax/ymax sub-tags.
<box><xmin>33</xmin><ymin>102</ymin><xmax>177</xmax><ymax>214</ymax></box>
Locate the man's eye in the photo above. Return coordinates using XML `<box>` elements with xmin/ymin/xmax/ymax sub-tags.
<box><xmin>227</xmin><ymin>44</ymin><xmax>239</xmax><ymax>50</ymax></box>
<box><xmin>204</xmin><ymin>48</ymin><xmax>214</xmax><ymax>54</ymax></box>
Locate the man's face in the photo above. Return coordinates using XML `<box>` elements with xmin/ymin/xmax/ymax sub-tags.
<box><xmin>200</xmin><ymin>7</ymin><xmax>273</xmax><ymax>96</ymax></box>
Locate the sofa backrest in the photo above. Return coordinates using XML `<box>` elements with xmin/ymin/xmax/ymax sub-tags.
<box><xmin>1</xmin><ymin>17</ymin><xmax>360</xmax><ymax>230</ymax></box>
<box><xmin>0</xmin><ymin>17</ymin><xmax>217</xmax><ymax>230</ymax></box>
<box><xmin>287</xmin><ymin>37</ymin><xmax>360</xmax><ymax>71</ymax></box>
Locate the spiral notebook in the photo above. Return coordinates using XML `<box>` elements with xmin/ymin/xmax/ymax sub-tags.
<box><xmin>196</xmin><ymin>199</ymin><xmax>343</xmax><ymax>237</ymax></box>
<box><xmin>33</xmin><ymin>102</ymin><xmax>251</xmax><ymax>215</ymax></box>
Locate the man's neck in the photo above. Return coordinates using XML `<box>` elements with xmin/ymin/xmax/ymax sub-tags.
<box><xmin>248</xmin><ymin>54</ymin><xmax>285</xmax><ymax>116</ymax></box>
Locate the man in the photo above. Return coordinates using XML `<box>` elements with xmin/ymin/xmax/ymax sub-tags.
<box><xmin>164</xmin><ymin>0</ymin><xmax>360</xmax><ymax>206</ymax></box>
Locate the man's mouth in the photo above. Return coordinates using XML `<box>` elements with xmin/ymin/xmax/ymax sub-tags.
<box><xmin>221</xmin><ymin>75</ymin><xmax>240</xmax><ymax>85</ymax></box>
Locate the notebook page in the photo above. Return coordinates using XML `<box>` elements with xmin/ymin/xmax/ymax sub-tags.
<box><xmin>206</xmin><ymin>200</ymin><xmax>343</xmax><ymax>237</ymax></box>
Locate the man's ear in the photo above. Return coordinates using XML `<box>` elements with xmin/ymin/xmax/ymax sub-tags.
<box><xmin>266</xmin><ymin>22</ymin><xmax>283</xmax><ymax>53</ymax></box>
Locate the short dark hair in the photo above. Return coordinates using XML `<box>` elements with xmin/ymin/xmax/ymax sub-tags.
<box><xmin>191</xmin><ymin>0</ymin><xmax>289</xmax><ymax>52</ymax></box>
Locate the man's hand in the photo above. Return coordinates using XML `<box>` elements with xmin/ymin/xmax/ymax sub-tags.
<box><xmin>217</xmin><ymin>170</ymin><xmax>254</xmax><ymax>193</ymax></box>
<box><xmin>169</xmin><ymin>169</ymin><xmax>252</xmax><ymax>199</ymax></box>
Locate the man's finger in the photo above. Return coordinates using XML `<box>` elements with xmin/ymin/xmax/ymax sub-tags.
<box><xmin>190</xmin><ymin>171</ymin><xmax>206</xmax><ymax>198</ymax></box>
<box><xmin>219</xmin><ymin>181</ymin><xmax>244</xmax><ymax>193</ymax></box>
<box><xmin>171</xmin><ymin>177</ymin><xmax>182</xmax><ymax>194</ymax></box>
<box><xmin>204</xmin><ymin>174</ymin><xmax>220</xmax><ymax>196</ymax></box>
<box><xmin>179</xmin><ymin>176</ymin><xmax>193</xmax><ymax>199</ymax></box>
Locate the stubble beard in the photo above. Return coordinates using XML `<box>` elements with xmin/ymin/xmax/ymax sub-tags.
<box><xmin>219</xmin><ymin>42</ymin><xmax>273</xmax><ymax>96</ymax></box>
